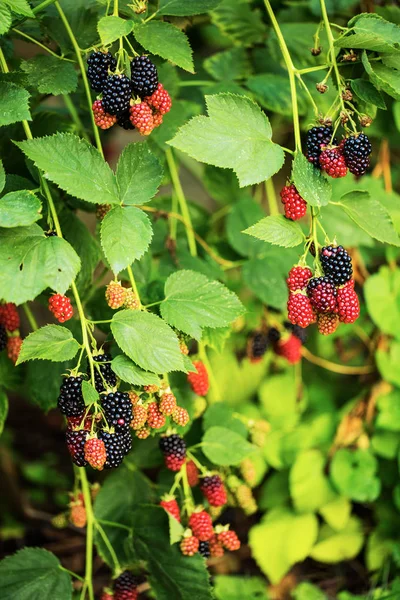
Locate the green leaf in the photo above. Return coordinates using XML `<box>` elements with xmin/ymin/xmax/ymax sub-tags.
<box><xmin>319</xmin><ymin>497</ymin><xmax>351</xmax><ymax>531</ymax></box>
<box><xmin>292</xmin><ymin>583</ymin><xmax>328</xmax><ymax>600</ymax></box>
<box><xmin>214</xmin><ymin>576</ymin><xmax>269</xmax><ymax>600</ymax></box>
<box><xmin>292</xmin><ymin>152</ymin><xmax>331</xmax><ymax>207</ymax></box>
<box><xmin>21</xmin><ymin>55</ymin><xmax>78</xmax><ymax>95</ymax></box>
<box><xmin>16</xmin><ymin>133</ymin><xmax>119</xmax><ymax>205</ymax></box>
<box><xmin>362</xmin><ymin>51</ymin><xmax>400</xmax><ymax>101</ymax></box>
<box><xmin>246</xmin><ymin>74</ymin><xmax>306</xmax><ymax>117</ymax></box>
<box><xmin>111</xmin><ymin>354</ymin><xmax>160</xmax><ymax>387</ymax></box>
<box><xmin>111</xmin><ymin>310</ymin><xmax>185</xmax><ymax>374</ymax></box>
<box><xmin>160</xmin><ymin>270</ymin><xmax>244</xmax><ymax>340</ymax></box>
<box><xmin>116</xmin><ymin>143</ymin><xmax>163</xmax><ymax>205</ymax></box>
<box><xmin>226</xmin><ymin>198</ymin><xmax>265</xmax><ymax>257</ymax></box>
<box><xmin>243</xmin><ymin>257</ymin><xmax>287</xmax><ymax>310</ymax></box>
<box><xmin>310</xmin><ymin>517</ymin><xmax>364</xmax><ymax>563</ymax></box>
<box><xmin>3</xmin><ymin>0</ymin><xmax>34</xmax><ymax>17</ymax></box>
<box><xmin>201</xmin><ymin>326</ymin><xmax>231</xmax><ymax>353</ymax></box>
<box><xmin>94</xmin><ymin>467</ymin><xmax>153</xmax><ymax>567</ymax></box>
<box><xmin>131</xmin><ymin>506</ymin><xmax>213</xmax><ymax>600</ymax></box>
<box><xmin>376</xmin><ymin>342</ymin><xmax>400</xmax><ymax>387</ymax></box>
<box><xmin>0</xmin><ymin>226</ymin><xmax>81</xmax><ymax>303</ymax></box>
<box><xmin>202</xmin><ymin>426</ymin><xmax>255</xmax><ymax>465</ymax></box>
<box><xmin>133</xmin><ymin>21</ymin><xmax>194</xmax><ymax>73</ymax></box>
<box><xmin>364</xmin><ymin>267</ymin><xmax>400</xmax><ymax>336</ymax></box>
<box><xmin>0</xmin><ymin>5</ymin><xmax>11</xmax><ymax>35</ymax></box>
<box><xmin>100</xmin><ymin>206</ymin><xmax>152</xmax><ymax>274</ymax></box>
<box><xmin>168</xmin><ymin>94</ymin><xmax>285</xmax><ymax>188</ymax></box>
<box><xmin>0</xmin><ymin>390</ymin><xmax>8</xmax><ymax>436</ymax></box>
<box><xmin>0</xmin><ymin>547</ymin><xmax>72</xmax><ymax>600</ymax></box>
<box><xmin>26</xmin><ymin>360</ymin><xmax>74</xmax><ymax>412</ymax></box>
<box><xmin>336</xmin><ymin>190</ymin><xmax>400</xmax><ymax>246</ymax></box>
<box><xmin>17</xmin><ymin>325</ymin><xmax>80</xmax><ymax>364</ymax></box>
<box><xmin>98</xmin><ymin>16</ymin><xmax>133</xmax><ymax>45</ymax></box>
<box><xmin>259</xmin><ymin>372</ymin><xmax>298</xmax><ymax>430</ymax></box>
<box><xmin>211</xmin><ymin>0</ymin><xmax>266</xmax><ymax>47</ymax></box>
<box><xmin>203</xmin><ymin>403</ymin><xmax>248</xmax><ymax>438</ymax></box>
<box><xmin>159</xmin><ymin>0</ymin><xmax>222</xmax><ymax>16</ymax></box>
<box><xmin>81</xmin><ymin>380</ymin><xmax>99</xmax><ymax>406</ymax></box>
<box><xmin>249</xmin><ymin>508</ymin><xmax>318</xmax><ymax>584</ymax></box>
<box><xmin>0</xmin><ymin>190</ymin><xmax>41</xmax><ymax>227</ymax></box>
<box><xmin>351</xmin><ymin>79</ymin><xmax>386</xmax><ymax>110</ymax></box>
<box><xmin>244</xmin><ymin>215</ymin><xmax>304</xmax><ymax>248</ymax></box>
<box><xmin>0</xmin><ymin>82</ymin><xmax>31</xmax><ymax>127</ymax></box>
<box><xmin>376</xmin><ymin>389</ymin><xmax>400</xmax><ymax>431</ymax></box>
<box><xmin>204</xmin><ymin>47</ymin><xmax>250</xmax><ymax>81</ymax></box>
<box><xmin>290</xmin><ymin>450</ymin><xmax>336</xmax><ymax>513</ymax></box>
<box><xmin>335</xmin><ymin>13</ymin><xmax>400</xmax><ymax>52</ymax></box>
<box><xmin>366</xmin><ymin>530</ymin><xmax>394</xmax><ymax>572</ymax></box>
<box><xmin>330</xmin><ymin>449</ymin><xmax>381</xmax><ymax>503</ymax></box>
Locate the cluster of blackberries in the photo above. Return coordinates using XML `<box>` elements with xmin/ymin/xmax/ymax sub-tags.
<box><xmin>287</xmin><ymin>245</ymin><xmax>360</xmax><ymax>336</ymax></box>
<box><xmin>87</xmin><ymin>51</ymin><xmax>172</xmax><ymax>134</ymax></box>
<box><xmin>306</xmin><ymin>127</ymin><xmax>372</xmax><ymax>178</ymax></box>
<box><xmin>0</xmin><ymin>302</ymin><xmax>22</xmax><ymax>363</ymax></box>
<box><xmin>130</xmin><ymin>385</ymin><xmax>190</xmax><ymax>440</ymax></box>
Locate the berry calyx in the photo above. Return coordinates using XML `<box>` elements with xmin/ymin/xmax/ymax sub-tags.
<box><xmin>172</xmin><ymin>406</ymin><xmax>190</xmax><ymax>427</ymax></box>
<box><xmin>84</xmin><ymin>437</ymin><xmax>107</xmax><ymax>470</ymax></box>
<box><xmin>48</xmin><ymin>294</ymin><xmax>73</xmax><ymax>323</ymax></box>
<box><xmin>7</xmin><ymin>335</ymin><xmax>22</xmax><ymax>364</ymax></box>
<box><xmin>147</xmin><ymin>401</ymin><xmax>166</xmax><ymax>429</ymax></box>
<box><xmin>0</xmin><ymin>302</ymin><xmax>20</xmax><ymax>332</ymax></box>
<box><xmin>188</xmin><ymin>510</ymin><xmax>214</xmax><ymax>541</ymax></box>
<box><xmin>307</xmin><ymin>276</ymin><xmax>338</xmax><ymax>313</ymax></box>
<box><xmin>145</xmin><ymin>83</ymin><xmax>172</xmax><ymax>114</ymax></box>
<box><xmin>287</xmin><ymin>266</ymin><xmax>313</xmax><ymax>291</ymax></box>
<box><xmin>280</xmin><ymin>184</ymin><xmax>307</xmax><ymax>221</ymax></box>
<box><xmin>159</xmin><ymin>392</ymin><xmax>177</xmax><ymax>415</ymax></box>
<box><xmin>217</xmin><ymin>529</ymin><xmax>241</xmax><ymax>551</ymax></box>
<box><xmin>129</xmin><ymin>102</ymin><xmax>154</xmax><ymax>135</ymax></box>
<box><xmin>287</xmin><ymin>293</ymin><xmax>316</xmax><ymax>328</ymax></box>
<box><xmin>159</xmin><ymin>433</ymin><xmax>186</xmax><ymax>471</ymax></box>
<box><xmin>201</xmin><ymin>474</ymin><xmax>227</xmax><ymax>507</ymax></box>
<box><xmin>187</xmin><ymin>361</ymin><xmax>209</xmax><ymax>396</ymax></box>
<box><xmin>317</xmin><ymin>312</ymin><xmax>339</xmax><ymax>335</ymax></box>
<box><xmin>105</xmin><ymin>281</ymin><xmax>127</xmax><ymax>309</ymax></box>
<box><xmin>337</xmin><ymin>280</ymin><xmax>360</xmax><ymax>324</ymax></box>
<box><xmin>319</xmin><ymin>147</ymin><xmax>348</xmax><ymax>178</ymax></box>
<box><xmin>131</xmin><ymin>55</ymin><xmax>158</xmax><ymax>98</ymax></box>
<box><xmin>160</xmin><ymin>495</ymin><xmax>181</xmax><ymax>522</ymax></box>
<box><xmin>275</xmin><ymin>334</ymin><xmax>302</xmax><ymax>364</ymax></box>
<box><xmin>92</xmin><ymin>99</ymin><xmax>117</xmax><ymax>130</ymax></box>
<box><xmin>320</xmin><ymin>245</ymin><xmax>353</xmax><ymax>285</ymax></box>
<box><xmin>180</xmin><ymin>534</ymin><xmax>199</xmax><ymax>556</ymax></box>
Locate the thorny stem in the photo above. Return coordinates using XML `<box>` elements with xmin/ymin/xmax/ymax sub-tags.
<box><xmin>54</xmin><ymin>1</ymin><xmax>104</xmax><ymax>157</ymax></box>
<box><xmin>80</xmin><ymin>470</ymin><xmax>95</xmax><ymax>600</ymax></box>
<box><xmin>165</xmin><ymin>149</ymin><xmax>197</xmax><ymax>257</ymax></box>
<box><xmin>265</xmin><ymin>177</ymin><xmax>279</xmax><ymax>216</ymax></box>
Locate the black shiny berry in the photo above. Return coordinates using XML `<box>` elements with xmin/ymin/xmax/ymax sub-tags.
<box><xmin>320</xmin><ymin>245</ymin><xmax>353</xmax><ymax>285</ymax></box>
<box><xmin>0</xmin><ymin>325</ymin><xmax>7</xmax><ymax>352</ymax></box>
<box><xmin>267</xmin><ymin>327</ymin><xmax>281</xmax><ymax>344</ymax></box>
<box><xmin>92</xmin><ymin>353</ymin><xmax>117</xmax><ymax>393</ymax></box>
<box><xmin>98</xmin><ymin>430</ymin><xmax>125</xmax><ymax>469</ymax></box>
<box><xmin>306</xmin><ymin>126</ymin><xmax>336</xmax><ymax>168</ymax></box>
<box><xmin>101</xmin><ymin>391</ymin><xmax>132</xmax><ymax>430</ymax></box>
<box><xmin>343</xmin><ymin>134</ymin><xmax>372</xmax><ymax>176</ymax></box>
<box><xmin>199</xmin><ymin>541</ymin><xmax>210</xmax><ymax>558</ymax></box>
<box><xmin>120</xmin><ymin>428</ymin><xmax>132</xmax><ymax>456</ymax></box>
<box><xmin>117</xmin><ymin>110</ymin><xmax>135</xmax><ymax>130</ymax></box>
<box><xmin>285</xmin><ymin>322</ymin><xmax>308</xmax><ymax>344</ymax></box>
<box><xmin>66</xmin><ymin>429</ymin><xmax>87</xmax><ymax>467</ymax></box>
<box><xmin>250</xmin><ymin>332</ymin><xmax>269</xmax><ymax>359</ymax></box>
<box><xmin>102</xmin><ymin>75</ymin><xmax>132</xmax><ymax>117</ymax></box>
<box><xmin>131</xmin><ymin>55</ymin><xmax>158</xmax><ymax>98</ymax></box>
<box><xmin>159</xmin><ymin>434</ymin><xmax>186</xmax><ymax>459</ymax></box>
<box><xmin>87</xmin><ymin>51</ymin><xmax>116</xmax><ymax>92</ymax></box>
<box><xmin>58</xmin><ymin>376</ymin><xmax>85</xmax><ymax>417</ymax></box>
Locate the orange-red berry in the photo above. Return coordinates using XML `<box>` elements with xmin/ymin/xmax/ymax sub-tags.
<box><xmin>7</xmin><ymin>336</ymin><xmax>22</xmax><ymax>363</ymax></box>
<box><xmin>180</xmin><ymin>535</ymin><xmax>199</xmax><ymax>556</ymax></box>
<box><xmin>218</xmin><ymin>529</ymin><xmax>240</xmax><ymax>551</ymax></box>
<box><xmin>48</xmin><ymin>294</ymin><xmax>73</xmax><ymax>323</ymax></box>
<box><xmin>0</xmin><ymin>303</ymin><xmax>20</xmax><ymax>332</ymax></box>
<box><xmin>160</xmin><ymin>496</ymin><xmax>181</xmax><ymax>522</ymax></box>
<box><xmin>105</xmin><ymin>281</ymin><xmax>127</xmax><ymax>309</ymax></box>
<box><xmin>84</xmin><ymin>437</ymin><xmax>107</xmax><ymax>470</ymax></box>
<box><xmin>145</xmin><ymin>83</ymin><xmax>172</xmax><ymax>115</ymax></box>
<box><xmin>187</xmin><ymin>361</ymin><xmax>209</xmax><ymax>396</ymax></box>
<box><xmin>188</xmin><ymin>510</ymin><xmax>214</xmax><ymax>541</ymax></box>
<box><xmin>92</xmin><ymin>99</ymin><xmax>117</xmax><ymax>130</ymax></box>
<box><xmin>131</xmin><ymin>403</ymin><xmax>148</xmax><ymax>430</ymax></box>
<box><xmin>129</xmin><ymin>102</ymin><xmax>154</xmax><ymax>135</ymax></box>
<box><xmin>147</xmin><ymin>402</ymin><xmax>166</xmax><ymax>429</ymax></box>
<box><xmin>159</xmin><ymin>392</ymin><xmax>177</xmax><ymax>415</ymax></box>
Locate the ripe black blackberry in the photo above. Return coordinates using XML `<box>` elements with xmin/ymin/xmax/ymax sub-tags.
<box><xmin>92</xmin><ymin>353</ymin><xmax>117</xmax><ymax>393</ymax></box>
<box><xmin>131</xmin><ymin>55</ymin><xmax>158</xmax><ymax>98</ymax></box>
<box><xmin>101</xmin><ymin>391</ymin><xmax>132</xmax><ymax>430</ymax></box>
<box><xmin>98</xmin><ymin>430</ymin><xmax>125</xmax><ymax>468</ymax></box>
<box><xmin>285</xmin><ymin>322</ymin><xmax>308</xmax><ymax>344</ymax></box>
<box><xmin>45</xmin><ymin>231</ymin><xmax>58</xmax><ymax>237</ymax></box>
<box><xmin>0</xmin><ymin>324</ymin><xmax>7</xmax><ymax>352</ymax></box>
<box><xmin>66</xmin><ymin>429</ymin><xmax>87</xmax><ymax>467</ymax></box>
<box><xmin>306</xmin><ymin>126</ymin><xmax>336</xmax><ymax>168</ymax></box>
<box><xmin>199</xmin><ymin>541</ymin><xmax>210</xmax><ymax>558</ymax></box>
<box><xmin>120</xmin><ymin>428</ymin><xmax>133</xmax><ymax>456</ymax></box>
<box><xmin>102</xmin><ymin>75</ymin><xmax>132</xmax><ymax>117</ymax></box>
<box><xmin>343</xmin><ymin>133</ymin><xmax>372</xmax><ymax>176</ymax></box>
<box><xmin>320</xmin><ymin>245</ymin><xmax>353</xmax><ymax>285</ymax></box>
<box><xmin>87</xmin><ymin>51</ymin><xmax>116</xmax><ymax>92</ymax></box>
<box><xmin>114</xmin><ymin>570</ymin><xmax>138</xmax><ymax>596</ymax></box>
<box><xmin>159</xmin><ymin>434</ymin><xmax>186</xmax><ymax>470</ymax></box>
<box><xmin>250</xmin><ymin>332</ymin><xmax>269</xmax><ymax>359</ymax></box>
<box><xmin>117</xmin><ymin>110</ymin><xmax>135</xmax><ymax>130</ymax></box>
<box><xmin>58</xmin><ymin>376</ymin><xmax>85</xmax><ymax>417</ymax></box>
<box><xmin>267</xmin><ymin>327</ymin><xmax>281</xmax><ymax>344</ymax></box>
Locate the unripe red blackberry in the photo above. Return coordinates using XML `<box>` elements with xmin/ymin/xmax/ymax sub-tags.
<box><xmin>136</xmin><ymin>426</ymin><xmax>150</xmax><ymax>439</ymax></box>
<box><xmin>87</xmin><ymin>51</ymin><xmax>116</xmax><ymax>92</ymax></box>
<box><xmin>101</xmin><ymin>391</ymin><xmax>132</xmax><ymax>431</ymax></box>
<box><xmin>337</xmin><ymin>280</ymin><xmax>360</xmax><ymax>324</ymax></box>
<box><xmin>49</xmin><ymin>294</ymin><xmax>73</xmax><ymax>323</ymax></box>
<box><xmin>145</xmin><ymin>83</ymin><xmax>172</xmax><ymax>114</ymax></box>
<box><xmin>180</xmin><ymin>534</ymin><xmax>199</xmax><ymax>556</ymax></box>
<box><xmin>201</xmin><ymin>475</ymin><xmax>227</xmax><ymax>507</ymax></box>
<box><xmin>131</xmin><ymin>55</ymin><xmax>158</xmax><ymax>99</ymax></box>
<box><xmin>317</xmin><ymin>312</ymin><xmax>339</xmax><ymax>335</ymax></box>
<box><xmin>84</xmin><ymin>437</ymin><xmax>107</xmax><ymax>470</ymax></box>
<box><xmin>92</xmin><ymin>100</ymin><xmax>117</xmax><ymax>130</ymax></box>
<box><xmin>280</xmin><ymin>184</ymin><xmax>307</xmax><ymax>220</ymax></box>
<box><xmin>160</xmin><ymin>495</ymin><xmax>181</xmax><ymax>521</ymax></box>
<box><xmin>0</xmin><ymin>302</ymin><xmax>20</xmax><ymax>332</ymax></box>
<box><xmin>287</xmin><ymin>266</ymin><xmax>313</xmax><ymax>291</ymax></box>
<box><xmin>128</xmin><ymin>390</ymin><xmax>140</xmax><ymax>405</ymax></box>
<box><xmin>7</xmin><ymin>335</ymin><xmax>22</xmax><ymax>363</ymax></box>
<box><xmin>320</xmin><ymin>245</ymin><xmax>352</xmax><ymax>285</ymax></box>
<box><xmin>66</xmin><ymin>429</ymin><xmax>88</xmax><ymax>467</ymax></box>
<box><xmin>159</xmin><ymin>392</ymin><xmax>177</xmax><ymax>415</ymax></box>
<box><xmin>199</xmin><ymin>541</ymin><xmax>210</xmax><ymax>558</ymax></box>
<box><xmin>58</xmin><ymin>375</ymin><xmax>85</xmax><ymax>417</ymax></box>
<box><xmin>70</xmin><ymin>504</ymin><xmax>87</xmax><ymax>528</ymax></box>
<box><xmin>188</xmin><ymin>510</ymin><xmax>214</xmax><ymax>541</ymax></box>
<box><xmin>186</xmin><ymin>460</ymin><xmax>199</xmax><ymax>486</ymax></box>
<box><xmin>100</xmin><ymin>591</ymin><xmax>114</xmax><ymax>600</ymax></box>
<box><xmin>114</xmin><ymin>570</ymin><xmax>138</xmax><ymax>600</ymax></box>
<box><xmin>105</xmin><ymin>281</ymin><xmax>127</xmax><ymax>309</ymax></box>
<box><xmin>129</xmin><ymin>102</ymin><xmax>154</xmax><ymax>135</ymax></box>
<box><xmin>147</xmin><ymin>401</ymin><xmax>166</xmax><ymax>429</ymax></box>
<box><xmin>209</xmin><ymin>534</ymin><xmax>224</xmax><ymax>557</ymax></box>
<box><xmin>287</xmin><ymin>293</ymin><xmax>316</xmax><ymax>328</ymax></box>
<box><xmin>67</xmin><ymin>415</ymin><xmax>92</xmax><ymax>431</ymax></box>
<box><xmin>343</xmin><ymin>133</ymin><xmax>372</xmax><ymax>176</ymax></box>
<box><xmin>159</xmin><ymin>433</ymin><xmax>186</xmax><ymax>471</ymax></box>
<box><xmin>0</xmin><ymin>325</ymin><xmax>7</xmax><ymax>352</ymax></box>
<box><xmin>92</xmin><ymin>353</ymin><xmax>117</xmax><ymax>393</ymax></box>
<box><xmin>172</xmin><ymin>406</ymin><xmax>190</xmax><ymax>427</ymax></box>
<box><xmin>307</xmin><ymin>276</ymin><xmax>338</xmax><ymax>313</ymax></box>
<box><xmin>98</xmin><ymin>430</ymin><xmax>125</xmax><ymax>469</ymax></box>
<box><xmin>102</xmin><ymin>75</ymin><xmax>132</xmax><ymax>117</ymax></box>
<box><xmin>131</xmin><ymin>403</ymin><xmax>148</xmax><ymax>430</ymax></box>
<box><xmin>187</xmin><ymin>360</ymin><xmax>209</xmax><ymax>396</ymax></box>
<box><xmin>306</xmin><ymin>126</ymin><xmax>336</xmax><ymax>167</ymax></box>
<box><xmin>217</xmin><ymin>529</ymin><xmax>240</xmax><ymax>551</ymax></box>
<box><xmin>319</xmin><ymin>148</ymin><xmax>348</xmax><ymax>178</ymax></box>
<box><xmin>275</xmin><ymin>334</ymin><xmax>302</xmax><ymax>364</ymax></box>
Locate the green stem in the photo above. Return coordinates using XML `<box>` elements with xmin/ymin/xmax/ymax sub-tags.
<box><xmin>23</xmin><ymin>304</ymin><xmax>38</xmax><ymax>331</ymax></box>
<box><xmin>165</xmin><ymin>148</ymin><xmax>197</xmax><ymax>257</ymax></box>
<box><xmin>179</xmin><ymin>80</ymin><xmax>215</xmax><ymax>87</ymax></box>
<box><xmin>12</xmin><ymin>28</ymin><xmax>74</xmax><ymax>62</ymax></box>
<box><xmin>59</xmin><ymin>566</ymin><xmax>85</xmax><ymax>583</ymax></box>
<box><xmin>320</xmin><ymin>0</ymin><xmax>345</xmax><ymax>113</ymax></box>
<box><xmin>265</xmin><ymin>177</ymin><xmax>279</xmax><ymax>216</ymax></box>
<box><xmin>12</xmin><ymin>0</ymin><xmax>58</xmax><ymax>26</ymax></box>
<box><xmin>296</xmin><ymin>65</ymin><xmax>328</xmax><ymax>75</ymax></box>
<box><xmin>181</xmin><ymin>462</ymin><xmax>194</xmax><ymax>514</ymax></box>
<box><xmin>263</xmin><ymin>0</ymin><xmax>301</xmax><ymax>151</ymax></box>
<box><xmin>187</xmin><ymin>451</ymin><xmax>208</xmax><ymax>475</ymax></box>
<box><xmin>64</xmin><ymin>95</ymin><xmax>91</xmax><ymax>142</ymax></box>
<box><xmin>80</xmin><ymin>469</ymin><xmax>95</xmax><ymax>600</ymax></box>
<box><xmin>97</xmin><ymin>518</ymin><xmax>131</xmax><ymax>531</ymax></box>
<box><xmin>127</xmin><ymin>265</ymin><xmax>142</xmax><ymax>309</ymax></box>
<box><xmin>296</xmin><ymin>73</ymin><xmax>319</xmax><ymax>117</ymax></box>
<box><xmin>170</xmin><ymin>192</ymin><xmax>178</xmax><ymax>241</ymax></box>
<box><xmin>198</xmin><ymin>342</ymin><xmax>220</xmax><ymax>401</ymax></box>
<box><xmin>95</xmin><ymin>522</ymin><xmax>121</xmax><ymax>573</ymax></box>
<box><xmin>113</xmin><ymin>0</ymin><xmax>118</xmax><ymax>16</ymax></box>
<box><xmin>54</xmin><ymin>1</ymin><xmax>104</xmax><ymax>156</ymax></box>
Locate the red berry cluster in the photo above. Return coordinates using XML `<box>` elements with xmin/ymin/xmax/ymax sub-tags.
<box><xmin>280</xmin><ymin>184</ymin><xmax>307</xmax><ymax>221</ymax></box>
<box><xmin>130</xmin><ymin>83</ymin><xmax>172</xmax><ymax>135</ymax></box>
<box><xmin>105</xmin><ymin>281</ymin><xmax>139</xmax><ymax>311</ymax></box>
<box><xmin>129</xmin><ymin>385</ymin><xmax>190</xmax><ymax>439</ymax></box>
<box><xmin>308</xmin><ymin>128</ymin><xmax>372</xmax><ymax>179</ymax></box>
<box><xmin>180</xmin><ymin>511</ymin><xmax>240</xmax><ymax>558</ymax></box>
<box><xmin>92</xmin><ymin>99</ymin><xmax>117</xmax><ymax>130</ymax></box>
<box><xmin>48</xmin><ymin>293</ymin><xmax>73</xmax><ymax>323</ymax></box>
<box><xmin>0</xmin><ymin>302</ymin><xmax>23</xmax><ymax>364</ymax></box>
<box><xmin>187</xmin><ymin>360</ymin><xmax>209</xmax><ymax>396</ymax></box>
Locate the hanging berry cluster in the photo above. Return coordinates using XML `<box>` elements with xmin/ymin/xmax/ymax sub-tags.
<box><xmin>247</xmin><ymin>324</ymin><xmax>307</xmax><ymax>366</ymax></box>
<box><xmin>87</xmin><ymin>51</ymin><xmax>172</xmax><ymax>135</ymax></box>
<box><xmin>0</xmin><ymin>302</ymin><xmax>22</xmax><ymax>363</ymax></box>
